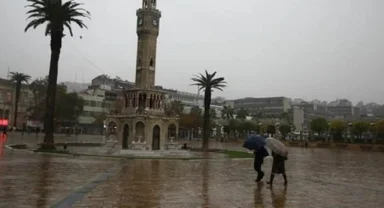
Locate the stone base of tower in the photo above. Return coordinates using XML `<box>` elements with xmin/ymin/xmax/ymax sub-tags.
<box><xmin>105</xmin><ymin>114</ymin><xmax>179</xmax><ymax>151</ymax></box>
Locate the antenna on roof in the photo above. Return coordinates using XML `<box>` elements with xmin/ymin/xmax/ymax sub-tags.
<box><xmin>7</xmin><ymin>66</ymin><xmax>10</xmax><ymax>78</ymax></box>
<box><xmin>75</xmin><ymin>72</ymin><xmax>77</xmax><ymax>83</ymax></box>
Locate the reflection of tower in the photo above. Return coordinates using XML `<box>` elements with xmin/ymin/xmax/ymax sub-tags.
<box><xmin>105</xmin><ymin>0</ymin><xmax>179</xmax><ymax>151</ymax></box>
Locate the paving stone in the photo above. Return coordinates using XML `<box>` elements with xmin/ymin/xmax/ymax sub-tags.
<box><xmin>1</xmin><ymin>137</ymin><xmax>384</xmax><ymax>207</ymax></box>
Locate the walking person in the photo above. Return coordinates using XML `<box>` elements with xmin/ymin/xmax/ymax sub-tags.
<box><xmin>2</xmin><ymin>126</ymin><xmax>7</xmax><ymax>137</ymax></box>
<box><xmin>254</xmin><ymin>146</ymin><xmax>269</xmax><ymax>182</ymax></box>
<box><xmin>267</xmin><ymin>151</ymin><xmax>288</xmax><ymax>186</ymax></box>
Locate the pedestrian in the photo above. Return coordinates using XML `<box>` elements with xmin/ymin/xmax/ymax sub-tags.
<box><xmin>254</xmin><ymin>146</ymin><xmax>269</xmax><ymax>182</ymax></box>
<box><xmin>267</xmin><ymin>151</ymin><xmax>288</xmax><ymax>186</ymax></box>
<box><xmin>2</xmin><ymin>126</ymin><xmax>7</xmax><ymax>136</ymax></box>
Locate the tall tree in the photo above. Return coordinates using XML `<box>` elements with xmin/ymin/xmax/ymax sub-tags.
<box><xmin>351</xmin><ymin>121</ymin><xmax>369</xmax><ymax>141</ymax></box>
<box><xmin>27</xmin><ymin>77</ymin><xmax>84</xmax><ymax>129</ymax></box>
<box><xmin>25</xmin><ymin>0</ymin><xmax>90</xmax><ymax>149</ymax></box>
<box><xmin>191</xmin><ymin>70</ymin><xmax>226</xmax><ymax>151</ymax></box>
<box><xmin>330</xmin><ymin>120</ymin><xmax>347</xmax><ymax>141</ymax></box>
<box><xmin>266</xmin><ymin>124</ymin><xmax>276</xmax><ymax>137</ymax></box>
<box><xmin>279</xmin><ymin>124</ymin><xmax>291</xmax><ymax>139</ymax></box>
<box><xmin>221</xmin><ymin>106</ymin><xmax>234</xmax><ymax>119</ymax></box>
<box><xmin>9</xmin><ymin>72</ymin><xmax>31</xmax><ymax>127</ymax></box>
<box><xmin>310</xmin><ymin>117</ymin><xmax>328</xmax><ymax>136</ymax></box>
<box><xmin>165</xmin><ymin>100</ymin><xmax>184</xmax><ymax>116</ymax></box>
<box><xmin>29</xmin><ymin>78</ymin><xmax>47</xmax><ymax>122</ymax></box>
<box><xmin>236</xmin><ymin>107</ymin><xmax>248</xmax><ymax>119</ymax></box>
<box><xmin>210</xmin><ymin>108</ymin><xmax>217</xmax><ymax>120</ymax></box>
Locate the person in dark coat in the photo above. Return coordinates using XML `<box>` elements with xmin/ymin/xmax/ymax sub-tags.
<box><xmin>267</xmin><ymin>151</ymin><xmax>288</xmax><ymax>186</ymax></box>
<box><xmin>2</xmin><ymin>126</ymin><xmax>7</xmax><ymax>136</ymax></box>
<box><xmin>254</xmin><ymin>146</ymin><xmax>269</xmax><ymax>182</ymax></box>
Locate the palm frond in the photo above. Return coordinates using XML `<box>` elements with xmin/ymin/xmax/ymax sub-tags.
<box><xmin>25</xmin><ymin>17</ymin><xmax>47</xmax><ymax>32</ymax></box>
<box><xmin>25</xmin><ymin>0</ymin><xmax>90</xmax><ymax>36</ymax></box>
<box><xmin>191</xmin><ymin>70</ymin><xmax>227</xmax><ymax>93</ymax></box>
<box><xmin>45</xmin><ymin>22</ymin><xmax>52</xmax><ymax>36</ymax></box>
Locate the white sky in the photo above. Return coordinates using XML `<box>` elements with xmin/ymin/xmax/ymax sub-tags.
<box><xmin>0</xmin><ymin>0</ymin><xmax>383</xmax><ymax>104</ymax></box>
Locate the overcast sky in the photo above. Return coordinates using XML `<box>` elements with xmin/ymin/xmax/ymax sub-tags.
<box><xmin>0</xmin><ymin>0</ymin><xmax>383</xmax><ymax>104</ymax></box>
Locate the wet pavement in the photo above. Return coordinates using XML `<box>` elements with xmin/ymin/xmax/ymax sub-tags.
<box><xmin>1</xmin><ymin>136</ymin><xmax>384</xmax><ymax>207</ymax></box>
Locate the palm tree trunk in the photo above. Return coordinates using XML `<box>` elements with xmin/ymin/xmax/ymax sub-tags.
<box><xmin>42</xmin><ymin>29</ymin><xmax>62</xmax><ymax>150</ymax></box>
<box><xmin>13</xmin><ymin>82</ymin><xmax>21</xmax><ymax>128</ymax></box>
<box><xmin>202</xmin><ymin>88</ymin><xmax>211</xmax><ymax>152</ymax></box>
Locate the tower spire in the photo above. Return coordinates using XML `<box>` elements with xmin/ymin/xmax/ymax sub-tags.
<box><xmin>142</xmin><ymin>0</ymin><xmax>157</xmax><ymax>9</ymax></box>
<box><xmin>135</xmin><ymin>0</ymin><xmax>161</xmax><ymax>89</ymax></box>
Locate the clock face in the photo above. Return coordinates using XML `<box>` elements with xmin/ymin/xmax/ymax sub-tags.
<box><xmin>138</xmin><ymin>18</ymin><xmax>143</xmax><ymax>26</ymax></box>
<box><xmin>153</xmin><ymin>19</ymin><xmax>158</xmax><ymax>26</ymax></box>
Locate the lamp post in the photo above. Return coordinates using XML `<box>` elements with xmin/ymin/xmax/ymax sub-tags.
<box><xmin>347</xmin><ymin>122</ymin><xmax>352</xmax><ymax>143</ymax></box>
<box><xmin>370</xmin><ymin>122</ymin><xmax>375</xmax><ymax>144</ymax></box>
<box><xmin>275</xmin><ymin>122</ymin><xmax>280</xmax><ymax>138</ymax></box>
<box><xmin>328</xmin><ymin>122</ymin><xmax>331</xmax><ymax>143</ymax></box>
<box><xmin>300</xmin><ymin>123</ymin><xmax>304</xmax><ymax>141</ymax></box>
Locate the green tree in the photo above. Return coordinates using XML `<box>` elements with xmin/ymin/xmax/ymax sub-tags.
<box><xmin>55</xmin><ymin>89</ymin><xmax>84</xmax><ymax>125</ymax></box>
<box><xmin>236</xmin><ymin>107</ymin><xmax>248</xmax><ymax>119</ymax></box>
<box><xmin>310</xmin><ymin>117</ymin><xmax>328</xmax><ymax>136</ymax></box>
<box><xmin>27</xmin><ymin>77</ymin><xmax>84</xmax><ymax>128</ymax></box>
<box><xmin>279</xmin><ymin>124</ymin><xmax>291</xmax><ymax>139</ymax></box>
<box><xmin>228</xmin><ymin>119</ymin><xmax>239</xmax><ymax>138</ymax></box>
<box><xmin>165</xmin><ymin>100</ymin><xmax>184</xmax><ymax>116</ymax></box>
<box><xmin>191</xmin><ymin>70</ymin><xmax>226</xmax><ymax>151</ymax></box>
<box><xmin>9</xmin><ymin>72</ymin><xmax>31</xmax><ymax>127</ymax></box>
<box><xmin>330</xmin><ymin>120</ymin><xmax>347</xmax><ymax>141</ymax></box>
<box><xmin>25</xmin><ymin>0</ymin><xmax>90</xmax><ymax>149</ymax></box>
<box><xmin>280</xmin><ymin>112</ymin><xmax>291</xmax><ymax>124</ymax></box>
<box><xmin>28</xmin><ymin>78</ymin><xmax>47</xmax><ymax>122</ymax></box>
<box><xmin>179</xmin><ymin>107</ymin><xmax>203</xmax><ymax>139</ymax></box>
<box><xmin>266</xmin><ymin>124</ymin><xmax>276</xmax><ymax>136</ymax></box>
<box><xmin>93</xmin><ymin>113</ymin><xmax>107</xmax><ymax>127</ymax></box>
<box><xmin>371</xmin><ymin>120</ymin><xmax>384</xmax><ymax>140</ymax></box>
<box><xmin>210</xmin><ymin>108</ymin><xmax>217</xmax><ymax>120</ymax></box>
<box><xmin>351</xmin><ymin>121</ymin><xmax>369</xmax><ymax>141</ymax></box>
<box><xmin>221</xmin><ymin>106</ymin><xmax>234</xmax><ymax>119</ymax></box>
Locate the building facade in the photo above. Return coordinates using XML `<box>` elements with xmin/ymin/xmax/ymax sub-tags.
<box><xmin>234</xmin><ymin>96</ymin><xmax>291</xmax><ymax>118</ymax></box>
<box><xmin>77</xmin><ymin>85</ymin><xmax>122</xmax><ymax>134</ymax></box>
<box><xmin>0</xmin><ymin>78</ymin><xmax>33</xmax><ymax>129</ymax></box>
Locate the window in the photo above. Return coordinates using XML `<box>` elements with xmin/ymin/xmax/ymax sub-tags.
<box><xmin>150</xmin><ymin>58</ymin><xmax>154</xmax><ymax>67</ymax></box>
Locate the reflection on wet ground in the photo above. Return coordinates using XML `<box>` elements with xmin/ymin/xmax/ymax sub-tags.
<box><xmin>1</xmin><ymin>138</ymin><xmax>384</xmax><ymax>207</ymax></box>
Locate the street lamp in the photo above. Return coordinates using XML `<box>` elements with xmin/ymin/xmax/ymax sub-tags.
<box><xmin>328</xmin><ymin>122</ymin><xmax>331</xmax><ymax>143</ymax></box>
<box><xmin>370</xmin><ymin>122</ymin><xmax>375</xmax><ymax>143</ymax></box>
<box><xmin>348</xmin><ymin>122</ymin><xmax>352</xmax><ymax>143</ymax></box>
<box><xmin>300</xmin><ymin>123</ymin><xmax>304</xmax><ymax>141</ymax></box>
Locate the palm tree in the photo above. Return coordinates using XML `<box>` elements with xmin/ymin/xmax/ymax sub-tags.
<box><xmin>221</xmin><ymin>106</ymin><xmax>234</xmax><ymax>119</ymax></box>
<box><xmin>10</xmin><ymin>72</ymin><xmax>31</xmax><ymax>128</ymax></box>
<box><xmin>236</xmin><ymin>107</ymin><xmax>248</xmax><ymax>119</ymax></box>
<box><xmin>25</xmin><ymin>0</ymin><xmax>90</xmax><ymax>149</ymax></box>
<box><xmin>191</xmin><ymin>70</ymin><xmax>226</xmax><ymax>151</ymax></box>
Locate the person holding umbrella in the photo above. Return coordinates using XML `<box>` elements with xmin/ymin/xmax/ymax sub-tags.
<box><xmin>265</xmin><ymin>137</ymin><xmax>288</xmax><ymax>186</ymax></box>
<box><xmin>243</xmin><ymin>135</ymin><xmax>269</xmax><ymax>182</ymax></box>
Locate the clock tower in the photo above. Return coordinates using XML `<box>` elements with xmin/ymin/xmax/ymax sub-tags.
<box><xmin>135</xmin><ymin>0</ymin><xmax>161</xmax><ymax>89</ymax></box>
<box><xmin>105</xmin><ymin>0</ymin><xmax>179</xmax><ymax>152</ymax></box>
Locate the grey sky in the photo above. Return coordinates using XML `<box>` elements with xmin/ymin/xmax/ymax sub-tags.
<box><xmin>0</xmin><ymin>0</ymin><xmax>383</xmax><ymax>104</ymax></box>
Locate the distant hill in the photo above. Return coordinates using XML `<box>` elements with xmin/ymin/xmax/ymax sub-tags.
<box><xmin>62</xmin><ymin>82</ymin><xmax>90</xmax><ymax>93</ymax></box>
